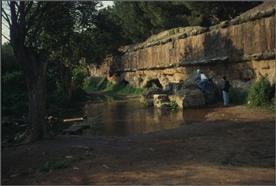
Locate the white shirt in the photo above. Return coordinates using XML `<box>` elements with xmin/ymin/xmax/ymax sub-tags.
<box><xmin>200</xmin><ymin>73</ymin><xmax>208</xmax><ymax>80</ymax></box>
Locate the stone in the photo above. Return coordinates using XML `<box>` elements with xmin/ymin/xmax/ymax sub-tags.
<box><xmin>107</xmin><ymin>74</ymin><xmax>120</xmax><ymax>85</ymax></box>
<box><xmin>159</xmin><ymin>75</ymin><xmax>170</xmax><ymax>88</ymax></box>
<box><xmin>153</xmin><ymin>94</ymin><xmax>170</xmax><ymax>109</ymax></box>
<box><xmin>183</xmin><ymin>89</ymin><xmax>205</xmax><ymax>108</ymax></box>
<box><xmin>174</xmin><ymin>73</ymin><xmax>186</xmax><ymax>82</ymax></box>
<box><xmin>153</xmin><ymin>94</ymin><xmax>169</xmax><ymax>101</ymax></box>
<box><xmin>163</xmin><ymin>69</ymin><xmax>176</xmax><ymax>75</ymax></box>
<box><xmin>158</xmin><ymin>102</ymin><xmax>171</xmax><ymax>110</ymax></box>
<box><xmin>231</xmin><ymin>80</ymin><xmax>253</xmax><ymax>90</ymax></box>
<box><xmin>140</xmin><ymin>87</ymin><xmax>164</xmax><ymax>106</ymax></box>
<box><xmin>169</xmin><ymin>95</ymin><xmax>184</xmax><ymax>108</ymax></box>
<box><xmin>140</xmin><ymin>96</ymin><xmax>154</xmax><ymax>107</ymax></box>
<box><xmin>169</xmin><ymin>89</ymin><xmax>205</xmax><ymax>108</ymax></box>
<box><xmin>142</xmin><ymin>87</ymin><xmax>163</xmax><ymax>99</ymax></box>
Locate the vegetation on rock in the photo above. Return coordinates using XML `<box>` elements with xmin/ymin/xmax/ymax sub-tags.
<box><xmin>247</xmin><ymin>76</ymin><xmax>274</xmax><ymax>107</ymax></box>
<box><xmin>84</xmin><ymin>77</ymin><xmax>145</xmax><ymax>96</ymax></box>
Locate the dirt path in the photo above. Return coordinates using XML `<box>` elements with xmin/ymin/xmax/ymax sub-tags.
<box><xmin>2</xmin><ymin>106</ymin><xmax>275</xmax><ymax>185</ymax></box>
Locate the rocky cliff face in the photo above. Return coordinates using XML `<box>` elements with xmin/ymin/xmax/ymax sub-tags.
<box><xmin>90</xmin><ymin>2</ymin><xmax>275</xmax><ymax>89</ymax></box>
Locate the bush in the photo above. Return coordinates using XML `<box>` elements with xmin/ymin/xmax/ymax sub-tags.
<box><xmin>247</xmin><ymin>76</ymin><xmax>273</xmax><ymax>106</ymax></box>
<box><xmin>107</xmin><ymin>84</ymin><xmax>145</xmax><ymax>95</ymax></box>
<box><xmin>2</xmin><ymin>71</ymin><xmax>28</xmax><ymax>115</ymax></box>
<box><xmin>72</xmin><ymin>64</ymin><xmax>89</xmax><ymax>89</ymax></box>
<box><xmin>83</xmin><ymin>77</ymin><xmax>103</xmax><ymax>92</ymax></box>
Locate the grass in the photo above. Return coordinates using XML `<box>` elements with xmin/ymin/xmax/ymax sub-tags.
<box><xmin>104</xmin><ymin>84</ymin><xmax>145</xmax><ymax>96</ymax></box>
<box><xmin>246</xmin><ymin>99</ymin><xmax>275</xmax><ymax>112</ymax></box>
<box><xmin>83</xmin><ymin>77</ymin><xmax>145</xmax><ymax>96</ymax></box>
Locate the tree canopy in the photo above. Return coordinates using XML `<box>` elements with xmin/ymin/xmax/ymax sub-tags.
<box><xmin>105</xmin><ymin>1</ymin><xmax>261</xmax><ymax>44</ymax></box>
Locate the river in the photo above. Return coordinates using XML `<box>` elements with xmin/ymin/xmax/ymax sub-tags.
<box><xmin>72</xmin><ymin>97</ymin><xmax>213</xmax><ymax>136</ymax></box>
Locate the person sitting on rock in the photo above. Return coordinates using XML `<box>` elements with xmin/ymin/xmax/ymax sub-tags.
<box><xmin>195</xmin><ymin>69</ymin><xmax>209</xmax><ymax>93</ymax></box>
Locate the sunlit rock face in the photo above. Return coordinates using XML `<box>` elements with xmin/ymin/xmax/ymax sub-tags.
<box><xmin>90</xmin><ymin>2</ymin><xmax>275</xmax><ymax>89</ymax></box>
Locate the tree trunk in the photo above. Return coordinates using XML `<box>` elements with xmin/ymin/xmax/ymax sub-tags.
<box><xmin>59</xmin><ymin>64</ymin><xmax>73</xmax><ymax>101</ymax></box>
<box><xmin>65</xmin><ymin>69</ymin><xmax>73</xmax><ymax>101</ymax></box>
<box><xmin>26</xmin><ymin>65</ymin><xmax>48</xmax><ymax>141</ymax></box>
<box><xmin>16</xmin><ymin>47</ymin><xmax>49</xmax><ymax>142</ymax></box>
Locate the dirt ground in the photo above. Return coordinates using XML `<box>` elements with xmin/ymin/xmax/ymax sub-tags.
<box><xmin>2</xmin><ymin>105</ymin><xmax>275</xmax><ymax>185</ymax></box>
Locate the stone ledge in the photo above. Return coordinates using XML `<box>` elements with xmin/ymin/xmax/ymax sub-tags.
<box><xmin>114</xmin><ymin>51</ymin><xmax>275</xmax><ymax>73</ymax></box>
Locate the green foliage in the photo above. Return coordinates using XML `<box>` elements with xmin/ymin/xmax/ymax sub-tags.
<box><xmin>110</xmin><ymin>1</ymin><xmax>191</xmax><ymax>43</ymax></box>
<box><xmin>1</xmin><ymin>43</ymin><xmax>19</xmax><ymax>74</ymax></box>
<box><xmin>229</xmin><ymin>88</ymin><xmax>248</xmax><ymax>105</ymax></box>
<box><xmin>72</xmin><ymin>64</ymin><xmax>89</xmax><ymax>89</ymax></box>
<box><xmin>108</xmin><ymin>1</ymin><xmax>260</xmax><ymax>43</ymax></box>
<box><xmin>168</xmin><ymin>29</ymin><xmax>177</xmax><ymax>36</ymax></box>
<box><xmin>83</xmin><ymin>77</ymin><xmax>103</xmax><ymax>92</ymax></box>
<box><xmin>84</xmin><ymin>78</ymin><xmax>145</xmax><ymax>96</ymax></box>
<box><xmin>2</xmin><ymin>71</ymin><xmax>23</xmax><ymax>85</ymax></box>
<box><xmin>96</xmin><ymin>78</ymin><xmax>114</xmax><ymax>91</ymax></box>
<box><xmin>169</xmin><ymin>101</ymin><xmax>179</xmax><ymax>111</ymax></box>
<box><xmin>247</xmin><ymin>76</ymin><xmax>273</xmax><ymax>106</ymax></box>
<box><xmin>182</xmin><ymin>2</ymin><xmax>260</xmax><ymax>26</ymax></box>
<box><xmin>105</xmin><ymin>84</ymin><xmax>145</xmax><ymax>96</ymax></box>
<box><xmin>80</xmin><ymin>7</ymin><xmax>127</xmax><ymax>64</ymax></box>
<box><xmin>1</xmin><ymin>44</ymin><xmax>27</xmax><ymax>115</ymax></box>
<box><xmin>39</xmin><ymin>160</ymin><xmax>69</xmax><ymax>172</ymax></box>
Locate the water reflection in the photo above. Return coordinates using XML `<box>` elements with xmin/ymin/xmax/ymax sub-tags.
<box><xmin>80</xmin><ymin>98</ymin><xmax>213</xmax><ymax>136</ymax></box>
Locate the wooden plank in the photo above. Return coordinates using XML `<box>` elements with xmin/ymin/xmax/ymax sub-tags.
<box><xmin>63</xmin><ymin>118</ymin><xmax>84</xmax><ymax>123</ymax></box>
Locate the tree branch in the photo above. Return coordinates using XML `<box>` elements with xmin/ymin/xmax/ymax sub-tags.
<box><xmin>18</xmin><ymin>1</ymin><xmax>25</xmax><ymax>21</ymax></box>
<box><xmin>9</xmin><ymin>1</ymin><xmax>19</xmax><ymax>45</ymax></box>
<box><xmin>15</xmin><ymin>2</ymin><xmax>21</xmax><ymax>22</ymax></box>
<box><xmin>14</xmin><ymin>1</ymin><xmax>20</xmax><ymax>10</ymax></box>
<box><xmin>1</xmin><ymin>7</ymin><xmax>11</xmax><ymax>26</ymax></box>
<box><xmin>2</xmin><ymin>21</ymin><xmax>10</xmax><ymax>29</ymax></box>
<box><xmin>2</xmin><ymin>33</ymin><xmax>10</xmax><ymax>42</ymax></box>
<box><xmin>10</xmin><ymin>1</ymin><xmax>18</xmax><ymax>26</ymax></box>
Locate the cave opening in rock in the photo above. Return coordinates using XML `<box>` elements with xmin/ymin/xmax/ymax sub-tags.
<box><xmin>145</xmin><ymin>79</ymin><xmax>163</xmax><ymax>89</ymax></box>
<box><xmin>120</xmin><ymin>79</ymin><xmax>129</xmax><ymax>85</ymax></box>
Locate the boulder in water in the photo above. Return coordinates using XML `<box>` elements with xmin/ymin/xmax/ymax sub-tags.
<box><xmin>153</xmin><ymin>94</ymin><xmax>170</xmax><ymax>110</ymax></box>
<box><xmin>169</xmin><ymin>89</ymin><xmax>205</xmax><ymax>108</ymax></box>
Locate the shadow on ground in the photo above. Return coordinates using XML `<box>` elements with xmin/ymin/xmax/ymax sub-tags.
<box><xmin>2</xmin><ymin>106</ymin><xmax>275</xmax><ymax>185</ymax></box>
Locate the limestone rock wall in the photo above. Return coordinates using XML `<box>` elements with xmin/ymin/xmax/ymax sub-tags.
<box><xmin>90</xmin><ymin>2</ymin><xmax>275</xmax><ymax>88</ymax></box>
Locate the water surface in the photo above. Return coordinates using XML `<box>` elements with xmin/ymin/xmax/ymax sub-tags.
<box><xmin>77</xmin><ymin>97</ymin><xmax>212</xmax><ymax>136</ymax></box>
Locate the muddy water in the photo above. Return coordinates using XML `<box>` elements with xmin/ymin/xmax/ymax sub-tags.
<box><xmin>79</xmin><ymin>98</ymin><xmax>213</xmax><ymax>136</ymax></box>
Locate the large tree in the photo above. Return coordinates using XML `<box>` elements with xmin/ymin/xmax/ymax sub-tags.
<box><xmin>1</xmin><ymin>1</ymin><xmax>98</xmax><ymax>141</ymax></box>
<box><xmin>109</xmin><ymin>1</ymin><xmax>261</xmax><ymax>43</ymax></box>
